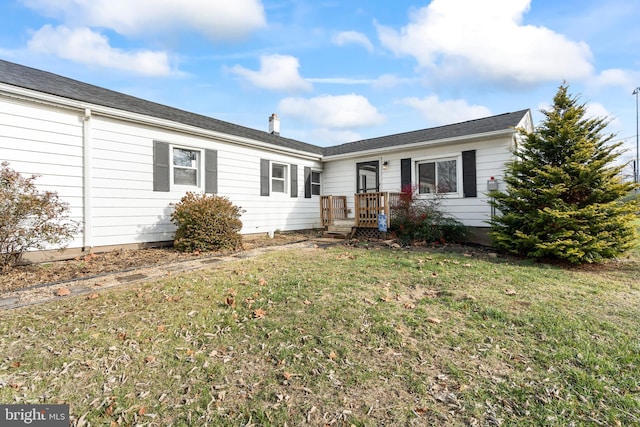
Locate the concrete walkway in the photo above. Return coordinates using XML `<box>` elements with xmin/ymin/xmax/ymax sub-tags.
<box><xmin>0</xmin><ymin>238</ymin><xmax>341</xmax><ymax>311</ymax></box>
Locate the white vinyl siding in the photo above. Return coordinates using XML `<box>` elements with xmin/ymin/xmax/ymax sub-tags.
<box><xmin>0</xmin><ymin>97</ymin><xmax>85</xmax><ymax>248</ymax></box>
<box><xmin>89</xmin><ymin>116</ymin><xmax>323</xmax><ymax>245</ymax></box>
<box><xmin>1</xmin><ymin>105</ymin><xmax>323</xmax><ymax>249</ymax></box>
<box><xmin>322</xmin><ymin>136</ymin><xmax>515</xmax><ymax>227</ymax></box>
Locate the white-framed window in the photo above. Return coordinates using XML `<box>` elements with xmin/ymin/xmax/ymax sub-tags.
<box><xmin>271</xmin><ymin>162</ymin><xmax>288</xmax><ymax>194</ymax></box>
<box><xmin>417</xmin><ymin>156</ymin><xmax>460</xmax><ymax>195</ymax></box>
<box><xmin>311</xmin><ymin>170</ymin><xmax>321</xmax><ymax>196</ymax></box>
<box><xmin>172</xmin><ymin>147</ymin><xmax>201</xmax><ymax>187</ymax></box>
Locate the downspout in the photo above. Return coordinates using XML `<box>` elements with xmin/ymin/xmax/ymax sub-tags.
<box><xmin>82</xmin><ymin>108</ymin><xmax>93</xmax><ymax>251</ymax></box>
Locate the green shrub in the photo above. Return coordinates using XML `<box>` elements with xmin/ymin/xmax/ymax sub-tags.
<box><xmin>0</xmin><ymin>161</ymin><xmax>78</xmax><ymax>270</ymax></box>
<box><xmin>390</xmin><ymin>184</ymin><xmax>468</xmax><ymax>245</ymax></box>
<box><xmin>171</xmin><ymin>192</ymin><xmax>244</xmax><ymax>252</ymax></box>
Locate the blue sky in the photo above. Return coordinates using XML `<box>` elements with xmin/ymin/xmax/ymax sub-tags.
<box><xmin>1</xmin><ymin>0</ymin><xmax>639</xmax><ymax>175</ymax></box>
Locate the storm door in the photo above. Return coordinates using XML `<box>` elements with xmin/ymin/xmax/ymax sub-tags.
<box><xmin>356</xmin><ymin>161</ymin><xmax>379</xmax><ymax>193</ymax></box>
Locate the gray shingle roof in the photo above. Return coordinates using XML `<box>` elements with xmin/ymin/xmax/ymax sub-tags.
<box><xmin>322</xmin><ymin>109</ymin><xmax>530</xmax><ymax>156</ymax></box>
<box><xmin>1</xmin><ymin>59</ymin><xmax>528</xmax><ymax>158</ymax></box>
<box><xmin>0</xmin><ymin>59</ymin><xmax>324</xmax><ymax>156</ymax></box>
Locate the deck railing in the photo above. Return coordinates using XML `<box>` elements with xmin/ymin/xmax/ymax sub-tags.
<box><xmin>322</xmin><ymin>192</ymin><xmax>401</xmax><ymax>228</ymax></box>
<box><xmin>320</xmin><ymin>195</ymin><xmax>348</xmax><ymax>226</ymax></box>
<box><xmin>354</xmin><ymin>192</ymin><xmax>401</xmax><ymax>228</ymax></box>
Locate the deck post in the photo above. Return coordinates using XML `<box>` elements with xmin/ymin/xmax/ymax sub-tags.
<box><xmin>383</xmin><ymin>192</ymin><xmax>391</xmax><ymax>228</ymax></box>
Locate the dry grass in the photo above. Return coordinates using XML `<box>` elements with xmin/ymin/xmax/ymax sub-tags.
<box><xmin>1</xmin><ymin>241</ymin><xmax>639</xmax><ymax>426</ymax></box>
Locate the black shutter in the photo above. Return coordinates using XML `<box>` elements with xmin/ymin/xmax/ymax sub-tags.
<box><xmin>290</xmin><ymin>164</ymin><xmax>298</xmax><ymax>197</ymax></box>
<box><xmin>153</xmin><ymin>141</ymin><xmax>170</xmax><ymax>192</ymax></box>
<box><xmin>260</xmin><ymin>159</ymin><xmax>270</xmax><ymax>196</ymax></box>
<box><xmin>304</xmin><ymin>167</ymin><xmax>311</xmax><ymax>198</ymax></box>
<box><xmin>400</xmin><ymin>158</ymin><xmax>411</xmax><ymax>190</ymax></box>
<box><xmin>204</xmin><ymin>149</ymin><xmax>218</xmax><ymax>194</ymax></box>
<box><xmin>462</xmin><ymin>150</ymin><xmax>477</xmax><ymax>197</ymax></box>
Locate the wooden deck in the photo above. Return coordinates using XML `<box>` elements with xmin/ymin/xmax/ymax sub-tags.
<box><xmin>321</xmin><ymin>192</ymin><xmax>401</xmax><ymax>229</ymax></box>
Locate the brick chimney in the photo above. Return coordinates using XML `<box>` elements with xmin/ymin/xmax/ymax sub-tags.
<box><xmin>269</xmin><ymin>113</ymin><xmax>280</xmax><ymax>136</ymax></box>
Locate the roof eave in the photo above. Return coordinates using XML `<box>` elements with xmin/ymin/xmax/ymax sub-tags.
<box><xmin>322</xmin><ymin>128</ymin><xmax>518</xmax><ymax>161</ymax></box>
<box><xmin>0</xmin><ymin>83</ymin><xmax>324</xmax><ymax>161</ymax></box>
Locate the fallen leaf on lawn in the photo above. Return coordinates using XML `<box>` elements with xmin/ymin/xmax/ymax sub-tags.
<box><xmin>404</xmin><ymin>302</ymin><xmax>416</xmax><ymax>309</ymax></box>
<box><xmin>86</xmin><ymin>292</ymin><xmax>99</xmax><ymax>300</ymax></box>
<box><xmin>303</xmin><ymin>299</ymin><xmax>312</xmax><ymax>306</ymax></box>
<box><xmin>328</xmin><ymin>351</ymin><xmax>337</xmax><ymax>361</ymax></box>
<box><xmin>505</xmin><ymin>289</ymin><xmax>517</xmax><ymax>296</ymax></box>
<box><xmin>56</xmin><ymin>287</ymin><xmax>71</xmax><ymax>297</ymax></box>
<box><xmin>415</xmin><ymin>407</ymin><xmax>429</xmax><ymax>416</ymax></box>
<box><xmin>105</xmin><ymin>403</ymin><xmax>115</xmax><ymax>416</ymax></box>
<box><xmin>253</xmin><ymin>308</ymin><xmax>267</xmax><ymax>318</ymax></box>
<box><xmin>427</xmin><ymin>317</ymin><xmax>441</xmax><ymax>324</ymax></box>
<box><xmin>157</xmin><ymin>325</ymin><xmax>165</xmax><ymax>332</ymax></box>
<box><xmin>380</xmin><ymin>295</ymin><xmax>392</xmax><ymax>302</ymax></box>
<box><xmin>138</xmin><ymin>407</ymin><xmax>146</xmax><ymax>416</ymax></box>
<box><xmin>283</xmin><ymin>371</ymin><xmax>293</xmax><ymax>380</ymax></box>
<box><xmin>165</xmin><ymin>295</ymin><xmax>180</xmax><ymax>302</ymax></box>
<box><xmin>187</xmin><ymin>310</ymin><xmax>198</xmax><ymax>317</ymax></box>
<box><xmin>463</xmin><ymin>263</ymin><xmax>472</xmax><ymax>268</ymax></box>
<box><xmin>10</xmin><ymin>361</ymin><xmax>21</xmax><ymax>368</ymax></box>
<box><xmin>225</xmin><ymin>296</ymin><xmax>236</xmax><ymax>308</ymax></box>
<box><xmin>226</xmin><ymin>288</ymin><xmax>237</xmax><ymax>296</ymax></box>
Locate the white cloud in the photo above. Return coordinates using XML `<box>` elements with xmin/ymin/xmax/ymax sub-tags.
<box><xmin>27</xmin><ymin>25</ymin><xmax>174</xmax><ymax>76</ymax></box>
<box><xmin>376</xmin><ymin>0</ymin><xmax>594</xmax><ymax>85</ymax></box>
<box><xmin>372</xmin><ymin>74</ymin><xmax>417</xmax><ymax>89</ymax></box>
<box><xmin>307</xmin><ymin>77</ymin><xmax>375</xmax><ymax>85</ymax></box>
<box><xmin>20</xmin><ymin>0</ymin><xmax>266</xmax><ymax>40</ymax></box>
<box><xmin>310</xmin><ymin>128</ymin><xmax>363</xmax><ymax>145</ymax></box>
<box><xmin>589</xmin><ymin>68</ymin><xmax>638</xmax><ymax>89</ymax></box>
<box><xmin>279</xmin><ymin>94</ymin><xmax>385</xmax><ymax>129</ymax></box>
<box><xmin>398</xmin><ymin>95</ymin><xmax>492</xmax><ymax>126</ymax></box>
<box><xmin>585</xmin><ymin>102</ymin><xmax>621</xmax><ymax>130</ymax></box>
<box><xmin>332</xmin><ymin>31</ymin><xmax>374</xmax><ymax>52</ymax></box>
<box><xmin>230</xmin><ymin>54</ymin><xmax>312</xmax><ymax>92</ymax></box>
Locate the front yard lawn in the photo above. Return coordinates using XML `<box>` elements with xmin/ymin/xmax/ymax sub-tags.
<box><xmin>1</xmin><ymin>243</ymin><xmax>639</xmax><ymax>425</ymax></box>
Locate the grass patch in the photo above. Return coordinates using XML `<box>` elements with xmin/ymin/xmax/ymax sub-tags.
<box><xmin>1</xmin><ymin>244</ymin><xmax>639</xmax><ymax>425</ymax></box>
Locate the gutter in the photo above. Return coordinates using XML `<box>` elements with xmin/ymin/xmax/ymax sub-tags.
<box><xmin>321</xmin><ymin>129</ymin><xmax>516</xmax><ymax>161</ymax></box>
<box><xmin>82</xmin><ymin>108</ymin><xmax>92</xmax><ymax>251</ymax></box>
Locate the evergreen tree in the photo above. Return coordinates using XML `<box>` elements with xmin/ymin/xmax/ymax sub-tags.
<box><xmin>489</xmin><ymin>84</ymin><xmax>638</xmax><ymax>263</ymax></box>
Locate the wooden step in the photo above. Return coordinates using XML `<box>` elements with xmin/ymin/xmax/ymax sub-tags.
<box><xmin>331</xmin><ymin>218</ymin><xmax>356</xmax><ymax>228</ymax></box>
<box><xmin>324</xmin><ymin>218</ymin><xmax>356</xmax><ymax>238</ymax></box>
